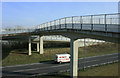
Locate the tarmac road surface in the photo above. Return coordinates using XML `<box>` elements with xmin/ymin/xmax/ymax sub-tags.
<box><xmin>2</xmin><ymin>53</ymin><xmax>119</xmax><ymax>77</ymax></box>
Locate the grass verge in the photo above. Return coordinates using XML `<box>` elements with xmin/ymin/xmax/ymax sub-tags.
<box><xmin>2</xmin><ymin>42</ymin><xmax>119</xmax><ymax>66</ymax></box>
<box><xmin>39</xmin><ymin>62</ymin><xmax>119</xmax><ymax>78</ymax></box>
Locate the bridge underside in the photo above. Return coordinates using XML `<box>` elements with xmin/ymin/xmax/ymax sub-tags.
<box><xmin>33</xmin><ymin>29</ymin><xmax>119</xmax><ymax>43</ymax></box>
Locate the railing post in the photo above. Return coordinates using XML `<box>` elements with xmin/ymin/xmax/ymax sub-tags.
<box><xmin>80</xmin><ymin>16</ymin><xmax>82</xmax><ymax>30</ymax></box>
<box><xmin>40</xmin><ymin>25</ymin><xmax>42</xmax><ymax>31</ymax></box>
<box><xmin>42</xmin><ymin>24</ymin><xmax>43</xmax><ymax>31</ymax></box>
<box><xmin>72</xmin><ymin>17</ymin><xmax>74</xmax><ymax>29</ymax></box>
<box><xmin>50</xmin><ymin>21</ymin><xmax>52</xmax><ymax>30</ymax></box>
<box><xmin>47</xmin><ymin>22</ymin><xmax>48</xmax><ymax>31</ymax></box>
<box><xmin>91</xmin><ymin>15</ymin><xmax>93</xmax><ymax>31</ymax></box>
<box><xmin>117</xmin><ymin>13</ymin><xmax>120</xmax><ymax>25</ymax></box>
<box><xmin>44</xmin><ymin>23</ymin><xmax>46</xmax><ymax>30</ymax></box>
<box><xmin>43</xmin><ymin>24</ymin><xmax>44</xmax><ymax>31</ymax></box>
<box><xmin>65</xmin><ymin>17</ymin><xmax>67</xmax><ymax>29</ymax></box>
<box><xmin>99</xmin><ymin>18</ymin><xmax>100</xmax><ymax>24</ymax></box>
<box><xmin>41</xmin><ymin>24</ymin><xmax>42</xmax><ymax>31</ymax></box>
<box><xmin>54</xmin><ymin>20</ymin><xmax>56</xmax><ymax>30</ymax></box>
<box><xmin>104</xmin><ymin>14</ymin><xmax>107</xmax><ymax>32</ymax></box>
<box><xmin>42</xmin><ymin>24</ymin><xmax>44</xmax><ymax>31</ymax></box>
<box><xmin>59</xmin><ymin>19</ymin><xmax>61</xmax><ymax>29</ymax></box>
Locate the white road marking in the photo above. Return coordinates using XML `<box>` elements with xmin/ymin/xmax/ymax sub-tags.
<box><xmin>13</xmin><ymin>64</ymin><xmax>69</xmax><ymax>72</ymax></box>
<box><xmin>51</xmin><ymin>64</ymin><xmax>68</xmax><ymax>68</ymax></box>
<box><xmin>2</xmin><ymin>63</ymin><xmax>44</xmax><ymax>68</ymax></box>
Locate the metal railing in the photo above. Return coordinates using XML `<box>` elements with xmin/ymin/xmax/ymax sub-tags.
<box><xmin>37</xmin><ymin>13</ymin><xmax>120</xmax><ymax>33</ymax></box>
<box><xmin>1</xmin><ymin>13</ymin><xmax>120</xmax><ymax>35</ymax></box>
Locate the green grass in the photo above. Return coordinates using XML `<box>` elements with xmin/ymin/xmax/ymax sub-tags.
<box><xmin>2</xmin><ymin>42</ymin><xmax>119</xmax><ymax>66</ymax></box>
<box><xmin>41</xmin><ymin>62</ymin><xmax>119</xmax><ymax>78</ymax></box>
<box><xmin>78</xmin><ymin>42</ymin><xmax>119</xmax><ymax>58</ymax></box>
<box><xmin>78</xmin><ymin>62</ymin><xmax>119</xmax><ymax>76</ymax></box>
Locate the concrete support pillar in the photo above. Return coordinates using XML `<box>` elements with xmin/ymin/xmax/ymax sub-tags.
<box><xmin>70</xmin><ymin>38</ymin><xmax>79</xmax><ymax>78</ymax></box>
<box><xmin>28</xmin><ymin>37</ymin><xmax>32</xmax><ymax>55</ymax></box>
<box><xmin>37</xmin><ymin>42</ymin><xmax>39</xmax><ymax>52</ymax></box>
<box><xmin>39</xmin><ymin>36</ymin><xmax>43</xmax><ymax>54</ymax></box>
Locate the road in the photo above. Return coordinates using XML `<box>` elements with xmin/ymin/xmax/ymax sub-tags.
<box><xmin>2</xmin><ymin>53</ymin><xmax>119</xmax><ymax>77</ymax></box>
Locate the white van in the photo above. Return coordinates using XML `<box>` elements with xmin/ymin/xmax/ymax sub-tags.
<box><xmin>55</xmin><ymin>54</ymin><xmax>71</xmax><ymax>64</ymax></box>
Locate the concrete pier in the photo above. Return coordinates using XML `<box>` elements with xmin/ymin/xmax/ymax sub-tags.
<box><xmin>28</xmin><ymin>37</ymin><xmax>32</xmax><ymax>55</ymax></box>
<box><xmin>39</xmin><ymin>36</ymin><xmax>43</xmax><ymax>54</ymax></box>
<box><xmin>70</xmin><ymin>38</ymin><xmax>79</xmax><ymax>78</ymax></box>
<box><xmin>37</xmin><ymin>42</ymin><xmax>39</xmax><ymax>52</ymax></box>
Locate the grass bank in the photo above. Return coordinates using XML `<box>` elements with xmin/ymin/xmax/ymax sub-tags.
<box><xmin>2</xmin><ymin>42</ymin><xmax>119</xmax><ymax>66</ymax></box>
<box><xmin>40</xmin><ymin>62</ymin><xmax>119</xmax><ymax>78</ymax></box>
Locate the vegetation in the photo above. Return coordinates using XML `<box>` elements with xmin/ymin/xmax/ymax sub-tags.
<box><xmin>2</xmin><ymin>42</ymin><xmax>119</xmax><ymax>66</ymax></box>
<box><xmin>40</xmin><ymin>62</ymin><xmax>119</xmax><ymax>78</ymax></box>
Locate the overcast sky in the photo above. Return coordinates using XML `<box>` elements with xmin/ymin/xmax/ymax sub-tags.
<box><xmin>2</xmin><ymin>2</ymin><xmax>119</xmax><ymax>28</ymax></box>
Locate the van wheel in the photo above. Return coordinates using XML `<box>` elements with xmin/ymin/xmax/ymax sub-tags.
<box><xmin>59</xmin><ymin>61</ymin><xmax>62</xmax><ymax>64</ymax></box>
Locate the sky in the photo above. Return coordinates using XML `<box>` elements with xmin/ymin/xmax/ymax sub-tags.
<box><xmin>2</xmin><ymin>2</ymin><xmax>119</xmax><ymax>28</ymax></box>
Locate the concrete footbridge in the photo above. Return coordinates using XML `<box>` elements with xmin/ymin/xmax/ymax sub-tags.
<box><xmin>1</xmin><ymin>13</ymin><xmax>120</xmax><ymax>78</ymax></box>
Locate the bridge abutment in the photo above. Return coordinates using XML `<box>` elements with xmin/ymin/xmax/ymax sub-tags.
<box><xmin>70</xmin><ymin>38</ymin><xmax>79</xmax><ymax>78</ymax></box>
